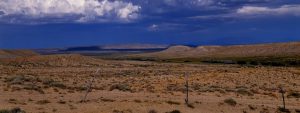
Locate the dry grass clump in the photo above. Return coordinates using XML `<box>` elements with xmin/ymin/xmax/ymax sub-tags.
<box><xmin>4</xmin><ymin>75</ymin><xmax>44</xmax><ymax>93</ymax></box>
<box><xmin>57</xmin><ymin>100</ymin><xmax>67</xmax><ymax>104</ymax></box>
<box><xmin>112</xmin><ymin>109</ymin><xmax>132</xmax><ymax>113</ymax></box>
<box><xmin>5</xmin><ymin>75</ymin><xmax>37</xmax><ymax>83</ymax></box>
<box><xmin>186</xmin><ymin>103</ymin><xmax>195</xmax><ymax>109</ymax></box>
<box><xmin>100</xmin><ymin>98</ymin><xmax>115</xmax><ymax>102</ymax></box>
<box><xmin>23</xmin><ymin>83</ymin><xmax>44</xmax><ymax>94</ymax></box>
<box><xmin>109</xmin><ymin>84</ymin><xmax>131</xmax><ymax>92</ymax></box>
<box><xmin>277</xmin><ymin>107</ymin><xmax>290</xmax><ymax>113</ymax></box>
<box><xmin>6</xmin><ymin>98</ymin><xmax>26</xmax><ymax>105</ymax></box>
<box><xmin>148</xmin><ymin>109</ymin><xmax>157</xmax><ymax>113</ymax></box>
<box><xmin>192</xmin><ymin>84</ymin><xmax>226</xmax><ymax>93</ymax></box>
<box><xmin>134</xmin><ymin>99</ymin><xmax>142</xmax><ymax>103</ymax></box>
<box><xmin>248</xmin><ymin>105</ymin><xmax>256</xmax><ymax>110</ymax></box>
<box><xmin>0</xmin><ymin>107</ymin><xmax>26</xmax><ymax>113</ymax></box>
<box><xmin>166</xmin><ymin>84</ymin><xmax>184</xmax><ymax>92</ymax></box>
<box><xmin>50</xmin><ymin>81</ymin><xmax>66</xmax><ymax>89</ymax></box>
<box><xmin>5</xmin><ymin>75</ymin><xmax>26</xmax><ymax>85</ymax></box>
<box><xmin>42</xmin><ymin>78</ymin><xmax>66</xmax><ymax>89</ymax></box>
<box><xmin>36</xmin><ymin>100</ymin><xmax>51</xmax><ymax>105</ymax></box>
<box><xmin>167</xmin><ymin>110</ymin><xmax>181</xmax><ymax>113</ymax></box>
<box><xmin>236</xmin><ymin>88</ymin><xmax>254</xmax><ymax>96</ymax></box>
<box><xmin>8</xmin><ymin>98</ymin><xmax>17</xmax><ymax>104</ymax></box>
<box><xmin>224</xmin><ymin>98</ymin><xmax>237</xmax><ymax>106</ymax></box>
<box><xmin>287</xmin><ymin>91</ymin><xmax>300</xmax><ymax>98</ymax></box>
<box><xmin>166</xmin><ymin>100</ymin><xmax>181</xmax><ymax>105</ymax></box>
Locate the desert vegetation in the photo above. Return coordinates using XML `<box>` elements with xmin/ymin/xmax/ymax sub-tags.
<box><xmin>0</xmin><ymin>43</ymin><xmax>300</xmax><ymax>112</ymax></box>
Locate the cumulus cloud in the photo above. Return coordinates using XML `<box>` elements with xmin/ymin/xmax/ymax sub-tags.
<box><xmin>237</xmin><ymin>5</ymin><xmax>300</xmax><ymax>16</ymax></box>
<box><xmin>190</xmin><ymin>4</ymin><xmax>300</xmax><ymax>20</ymax></box>
<box><xmin>0</xmin><ymin>0</ymin><xmax>141</xmax><ymax>23</ymax></box>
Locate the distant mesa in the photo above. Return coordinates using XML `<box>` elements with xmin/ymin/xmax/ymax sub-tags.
<box><xmin>63</xmin><ymin>44</ymin><xmax>169</xmax><ymax>51</ymax></box>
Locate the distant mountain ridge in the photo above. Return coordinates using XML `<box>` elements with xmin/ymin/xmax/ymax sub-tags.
<box><xmin>131</xmin><ymin>42</ymin><xmax>300</xmax><ymax>59</ymax></box>
<box><xmin>63</xmin><ymin>44</ymin><xmax>169</xmax><ymax>51</ymax></box>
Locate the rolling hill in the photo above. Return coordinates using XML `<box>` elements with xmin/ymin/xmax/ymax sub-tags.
<box><xmin>132</xmin><ymin>42</ymin><xmax>300</xmax><ymax>58</ymax></box>
<box><xmin>0</xmin><ymin>54</ymin><xmax>103</xmax><ymax>67</ymax></box>
<box><xmin>128</xmin><ymin>42</ymin><xmax>300</xmax><ymax>66</ymax></box>
<box><xmin>0</xmin><ymin>50</ymin><xmax>38</xmax><ymax>58</ymax></box>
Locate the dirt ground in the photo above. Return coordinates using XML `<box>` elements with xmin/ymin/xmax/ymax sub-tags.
<box><xmin>0</xmin><ymin>56</ymin><xmax>300</xmax><ymax>113</ymax></box>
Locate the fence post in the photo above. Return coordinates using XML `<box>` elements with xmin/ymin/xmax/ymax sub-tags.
<box><xmin>185</xmin><ymin>73</ymin><xmax>189</xmax><ymax>105</ymax></box>
<box><xmin>81</xmin><ymin>69</ymin><xmax>100</xmax><ymax>103</ymax></box>
<box><xmin>279</xmin><ymin>86</ymin><xmax>286</xmax><ymax>110</ymax></box>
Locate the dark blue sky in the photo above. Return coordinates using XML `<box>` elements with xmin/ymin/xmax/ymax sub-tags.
<box><xmin>0</xmin><ymin>0</ymin><xmax>300</xmax><ymax>49</ymax></box>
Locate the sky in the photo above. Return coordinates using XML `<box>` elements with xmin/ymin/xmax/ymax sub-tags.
<box><xmin>0</xmin><ymin>0</ymin><xmax>300</xmax><ymax>49</ymax></box>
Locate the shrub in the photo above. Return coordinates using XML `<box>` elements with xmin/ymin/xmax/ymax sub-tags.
<box><xmin>42</xmin><ymin>78</ymin><xmax>66</xmax><ymax>89</ymax></box>
<box><xmin>8</xmin><ymin>98</ymin><xmax>17</xmax><ymax>104</ymax></box>
<box><xmin>249</xmin><ymin>61</ymin><xmax>258</xmax><ymax>65</ymax></box>
<box><xmin>224</xmin><ymin>98</ymin><xmax>237</xmax><ymax>106</ymax></box>
<box><xmin>36</xmin><ymin>100</ymin><xmax>51</xmax><ymax>105</ymax></box>
<box><xmin>237</xmin><ymin>61</ymin><xmax>247</xmax><ymax>65</ymax></box>
<box><xmin>134</xmin><ymin>99</ymin><xmax>142</xmax><ymax>103</ymax></box>
<box><xmin>187</xmin><ymin>103</ymin><xmax>195</xmax><ymax>109</ymax></box>
<box><xmin>101</xmin><ymin>98</ymin><xmax>115</xmax><ymax>102</ymax></box>
<box><xmin>166</xmin><ymin>100</ymin><xmax>181</xmax><ymax>105</ymax></box>
<box><xmin>57</xmin><ymin>100</ymin><xmax>66</xmax><ymax>104</ymax></box>
<box><xmin>0</xmin><ymin>107</ymin><xmax>26</xmax><ymax>113</ymax></box>
<box><xmin>5</xmin><ymin>75</ymin><xmax>25</xmax><ymax>85</ymax></box>
<box><xmin>168</xmin><ymin>110</ymin><xmax>181</xmax><ymax>113</ymax></box>
<box><xmin>23</xmin><ymin>84</ymin><xmax>44</xmax><ymax>94</ymax></box>
<box><xmin>148</xmin><ymin>109</ymin><xmax>157</xmax><ymax>113</ymax></box>
<box><xmin>287</xmin><ymin>91</ymin><xmax>300</xmax><ymax>98</ymax></box>
<box><xmin>0</xmin><ymin>109</ymin><xmax>9</xmax><ymax>113</ymax></box>
<box><xmin>50</xmin><ymin>82</ymin><xmax>66</xmax><ymax>89</ymax></box>
<box><xmin>277</xmin><ymin>107</ymin><xmax>290</xmax><ymax>113</ymax></box>
<box><xmin>236</xmin><ymin>88</ymin><xmax>253</xmax><ymax>96</ymax></box>
<box><xmin>42</xmin><ymin>78</ymin><xmax>54</xmax><ymax>85</ymax></box>
<box><xmin>109</xmin><ymin>84</ymin><xmax>131</xmax><ymax>92</ymax></box>
<box><xmin>248</xmin><ymin>105</ymin><xmax>256</xmax><ymax>110</ymax></box>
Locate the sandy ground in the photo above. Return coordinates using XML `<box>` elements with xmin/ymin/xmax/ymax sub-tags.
<box><xmin>0</xmin><ymin>59</ymin><xmax>300</xmax><ymax>113</ymax></box>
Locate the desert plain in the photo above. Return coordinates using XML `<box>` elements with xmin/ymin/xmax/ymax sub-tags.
<box><xmin>0</xmin><ymin>53</ymin><xmax>299</xmax><ymax>113</ymax></box>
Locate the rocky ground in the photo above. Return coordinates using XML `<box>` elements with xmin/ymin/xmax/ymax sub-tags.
<box><xmin>0</xmin><ymin>55</ymin><xmax>300</xmax><ymax>113</ymax></box>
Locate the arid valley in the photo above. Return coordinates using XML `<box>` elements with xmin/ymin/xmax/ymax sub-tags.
<box><xmin>1</xmin><ymin>42</ymin><xmax>300</xmax><ymax>113</ymax></box>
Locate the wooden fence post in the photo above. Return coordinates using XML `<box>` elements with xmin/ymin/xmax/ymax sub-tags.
<box><xmin>81</xmin><ymin>69</ymin><xmax>100</xmax><ymax>103</ymax></box>
<box><xmin>185</xmin><ymin>73</ymin><xmax>189</xmax><ymax>105</ymax></box>
<box><xmin>279</xmin><ymin>86</ymin><xmax>286</xmax><ymax>110</ymax></box>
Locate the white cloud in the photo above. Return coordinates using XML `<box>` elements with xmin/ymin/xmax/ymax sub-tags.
<box><xmin>192</xmin><ymin>0</ymin><xmax>215</xmax><ymax>6</ymax></box>
<box><xmin>148</xmin><ymin>24</ymin><xmax>158</xmax><ymax>31</ymax></box>
<box><xmin>0</xmin><ymin>0</ymin><xmax>141</xmax><ymax>23</ymax></box>
<box><xmin>237</xmin><ymin>5</ymin><xmax>300</xmax><ymax>16</ymax></box>
<box><xmin>164</xmin><ymin>0</ymin><xmax>177</xmax><ymax>6</ymax></box>
<box><xmin>163</xmin><ymin>0</ymin><xmax>215</xmax><ymax>7</ymax></box>
<box><xmin>189</xmin><ymin>4</ymin><xmax>300</xmax><ymax>20</ymax></box>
